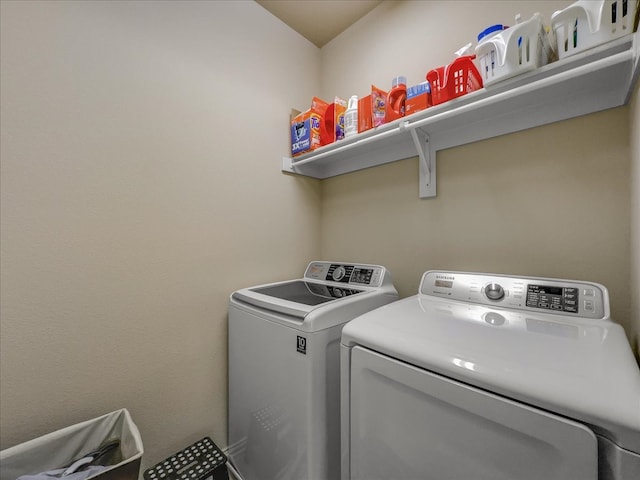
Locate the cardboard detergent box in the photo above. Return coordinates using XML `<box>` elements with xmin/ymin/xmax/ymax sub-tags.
<box><xmin>327</xmin><ymin>97</ymin><xmax>347</xmax><ymax>142</ymax></box>
<box><xmin>358</xmin><ymin>85</ymin><xmax>387</xmax><ymax>133</ymax></box>
<box><xmin>406</xmin><ymin>81</ymin><xmax>430</xmax><ymax>115</ymax></box>
<box><xmin>371</xmin><ymin>85</ymin><xmax>386</xmax><ymax>127</ymax></box>
<box><xmin>290</xmin><ymin>97</ymin><xmax>330</xmax><ymax>157</ymax></box>
<box><xmin>358</xmin><ymin>95</ymin><xmax>372</xmax><ymax>133</ymax></box>
<box><xmin>291</xmin><ymin>97</ymin><xmax>346</xmax><ymax>156</ymax></box>
<box><xmin>290</xmin><ymin>109</ymin><xmax>314</xmax><ymax>157</ymax></box>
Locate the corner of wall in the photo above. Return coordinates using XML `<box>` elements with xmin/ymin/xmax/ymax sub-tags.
<box><xmin>631</xmin><ymin>78</ymin><xmax>640</xmax><ymax>358</ymax></box>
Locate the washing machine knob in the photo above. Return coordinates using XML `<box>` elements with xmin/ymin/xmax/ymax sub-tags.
<box><xmin>484</xmin><ymin>283</ymin><xmax>505</xmax><ymax>301</ymax></box>
<box><xmin>332</xmin><ymin>266</ymin><xmax>347</xmax><ymax>281</ymax></box>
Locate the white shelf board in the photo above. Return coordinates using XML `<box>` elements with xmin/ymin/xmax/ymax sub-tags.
<box><xmin>283</xmin><ymin>33</ymin><xmax>639</xmax><ymax>198</ymax></box>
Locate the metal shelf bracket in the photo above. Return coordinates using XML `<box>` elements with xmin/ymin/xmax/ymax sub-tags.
<box><xmin>407</xmin><ymin>126</ymin><xmax>435</xmax><ymax>198</ymax></box>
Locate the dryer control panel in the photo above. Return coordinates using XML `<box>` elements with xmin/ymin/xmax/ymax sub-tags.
<box><xmin>420</xmin><ymin>271</ymin><xmax>609</xmax><ymax>319</ymax></box>
<box><xmin>304</xmin><ymin>262</ymin><xmax>385</xmax><ymax>287</ymax></box>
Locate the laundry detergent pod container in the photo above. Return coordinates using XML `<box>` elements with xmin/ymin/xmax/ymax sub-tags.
<box><xmin>426</xmin><ymin>55</ymin><xmax>483</xmax><ymax>106</ymax></box>
<box><xmin>476</xmin><ymin>13</ymin><xmax>557</xmax><ymax>86</ymax></box>
<box><xmin>551</xmin><ymin>0</ymin><xmax>638</xmax><ymax>60</ymax></box>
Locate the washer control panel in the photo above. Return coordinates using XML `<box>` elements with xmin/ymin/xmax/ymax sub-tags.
<box><xmin>304</xmin><ymin>262</ymin><xmax>385</xmax><ymax>287</ymax></box>
<box><xmin>420</xmin><ymin>271</ymin><xmax>608</xmax><ymax>319</ymax></box>
<box><xmin>526</xmin><ymin>284</ymin><xmax>579</xmax><ymax>314</ymax></box>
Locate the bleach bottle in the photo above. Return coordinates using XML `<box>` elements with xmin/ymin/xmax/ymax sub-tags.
<box><xmin>344</xmin><ymin>95</ymin><xmax>358</xmax><ymax>138</ymax></box>
<box><xmin>385</xmin><ymin>76</ymin><xmax>406</xmax><ymax>123</ymax></box>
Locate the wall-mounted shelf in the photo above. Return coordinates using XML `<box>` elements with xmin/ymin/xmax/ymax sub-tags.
<box><xmin>282</xmin><ymin>32</ymin><xmax>639</xmax><ymax>198</ymax></box>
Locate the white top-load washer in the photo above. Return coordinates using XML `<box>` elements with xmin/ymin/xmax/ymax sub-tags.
<box><xmin>341</xmin><ymin>270</ymin><xmax>640</xmax><ymax>480</ymax></box>
<box><xmin>228</xmin><ymin>261</ymin><xmax>397</xmax><ymax>480</ymax></box>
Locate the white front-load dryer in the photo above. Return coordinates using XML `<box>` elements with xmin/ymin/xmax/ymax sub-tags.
<box><xmin>340</xmin><ymin>270</ymin><xmax>640</xmax><ymax>480</ymax></box>
<box><xmin>228</xmin><ymin>261</ymin><xmax>398</xmax><ymax>480</ymax></box>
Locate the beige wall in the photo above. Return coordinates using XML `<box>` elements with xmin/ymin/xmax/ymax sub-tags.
<box><xmin>319</xmin><ymin>0</ymin><xmax>634</xmax><ymax>341</ymax></box>
<box><xmin>1</xmin><ymin>0</ymin><xmax>638</xmax><ymax>473</ymax></box>
<box><xmin>0</xmin><ymin>0</ymin><xmax>320</xmax><ymax>468</ymax></box>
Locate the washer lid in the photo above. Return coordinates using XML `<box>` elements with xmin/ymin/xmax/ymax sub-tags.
<box><xmin>231</xmin><ymin>261</ymin><xmax>397</xmax><ymax>324</ymax></box>
<box><xmin>251</xmin><ymin>280</ymin><xmax>363</xmax><ymax>305</ymax></box>
<box><xmin>233</xmin><ymin>280</ymin><xmax>364</xmax><ymax>318</ymax></box>
<box><xmin>341</xmin><ymin>294</ymin><xmax>640</xmax><ymax>454</ymax></box>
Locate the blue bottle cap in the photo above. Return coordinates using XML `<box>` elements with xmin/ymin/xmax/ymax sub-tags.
<box><xmin>477</xmin><ymin>24</ymin><xmax>507</xmax><ymax>42</ymax></box>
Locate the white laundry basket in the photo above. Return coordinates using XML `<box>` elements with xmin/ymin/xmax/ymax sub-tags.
<box><xmin>551</xmin><ymin>0</ymin><xmax>638</xmax><ymax>59</ymax></box>
<box><xmin>0</xmin><ymin>409</ymin><xmax>143</xmax><ymax>480</ymax></box>
<box><xmin>475</xmin><ymin>13</ymin><xmax>557</xmax><ymax>86</ymax></box>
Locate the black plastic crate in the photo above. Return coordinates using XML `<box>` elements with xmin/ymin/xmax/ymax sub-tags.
<box><xmin>143</xmin><ymin>438</ymin><xmax>227</xmax><ymax>480</ymax></box>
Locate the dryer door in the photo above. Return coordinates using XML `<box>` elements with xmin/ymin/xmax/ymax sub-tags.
<box><xmin>348</xmin><ymin>346</ymin><xmax>598</xmax><ymax>480</ymax></box>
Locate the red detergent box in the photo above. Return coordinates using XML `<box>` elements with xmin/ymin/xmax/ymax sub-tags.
<box><xmin>406</xmin><ymin>81</ymin><xmax>431</xmax><ymax>115</ymax></box>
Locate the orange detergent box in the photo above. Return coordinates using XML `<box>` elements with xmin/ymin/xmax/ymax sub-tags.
<box><xmin>358</xmin><ymin>86</ymin><xmax>387</xmax><ymax>133</ymax></box>
<box><xmin>290</xmin><ymin>109</ymin><xmax>314</xmax><ymax>156</ymax></box>
<box><xmin>405</xmin><ymin>81</ymin><xmax>431</xmax><ymax>115</ymax></box>
<box><xmin>371</xmin><ymin>85</ymin><xmax>387</xmax><ymax>127</ymax></box>
<box><xmin>291</xmin><ymin>97</ymin><xmax>330</xmax><ymax>157</ymax></box>
<box><xmin>358</xmin><ymin>95</ymin><xmax>372</xmax><ymax>133</ymax></box>
<box><xmin>326</xmin><ymin>97</ymin><xmax>347</xmax><ymax>142</ymax></box>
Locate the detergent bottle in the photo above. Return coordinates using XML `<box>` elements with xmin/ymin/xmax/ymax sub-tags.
<box><xmin>385</xmin><ymin>76</ymin><xmax>406</xmax><ymax>123</ymax></box>
<box><xmin>344</xmin><ymin>95</ymin><xmax>358</xmax><ymax>138</ymax></box>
